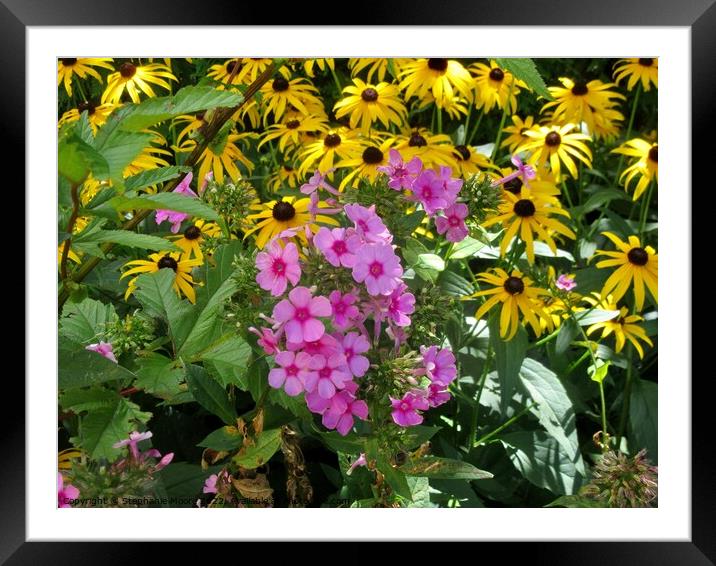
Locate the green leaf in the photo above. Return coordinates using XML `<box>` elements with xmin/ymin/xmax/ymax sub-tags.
<box><xmin>59</xmin><ymin>337</ymin><xmax>137</xmax><ymax>390</ymax></box>
<box><xmin>58</xmin><ymin>134</ymin><xmax>110</xmax><ymax>184</ymax></box>
<box><xmin>96</xmin><ymin>130</ymin><xmax>155</xmax><ymax>184</ymax></box>
<box><xmin>185</xmin><ymin>364</ymin><xmax>237</xmax><ymax>425</ymax></box>
<box><xmin>395</xmin><ymin>210</ymin><xmax>426</xmax><ymax>233</ymax></box>
<box><xmin>578</xmin><ymin>187</ymin><xmax>630</xmax><ymax>214</ymax></box>
<box><xmin>416</xmin><ymin>253</ymin><xmax>445</xmax><ymax>272</ymax></box>
<box><xmin>438</xmin><ymin>270</ymin><xmax>474</xmax><ymax>296</ymax></box>
<box><xmin>135</xmin><ymin>353</ymin><xmax>186</xmax><ymax>400</ymax></box>
<box><xmin>124</xmin><ymin>166</ymin><xmax>192</xmax><ymax>192</ymax></box>
<box><xmin>490</xmin><ymin>317</ymin><xmax>528</xmax><ymax>416</ymax></box>
<box><xmin>401</xmin><ymin>238</ymin><xmax>429</xmax><ymax>266</ymax></box>
<box><xmin>319</xmin><ymin>432</ymin><xmax>364</xmax><ymax>454</ymax></box>
<box><xmin>573</xmin><ymin>309</ymin><xmax>620</xmax><ymax>326</ymax></box>
<box><xmin>500</xmin><ymin>431</ymin><xmax>582</xmax><ymax>495</ymax></box>
<box><xmin>117</xmin><ymin>86</ymin><xmax>244</xmax><ymax>132</ymax></box>
<box><xmin>60</xmin><ymin>297</ymin><xmax>117</xmax><ymax>344</ymax></box>
<box><xmin>588</xmin><ymin>360</ymin><xmax>611</xmax><ymax>384</ymax></box>
<box><xmin>377</xmin><ymin>456</ymin><xmax>412</xmax><ymax>501</ymax></box>
<box><xmin>114</xmin><ymin>192</ymin><xmax>219</xmax><ymax>221</ymax></box>
<box><xmin>555</xmin><ymin>318</ymin><xmax>580</xmax><ymax>355</ymax></box>
<box><xmin>400</xmin><ymin>456</ymin><xmax>493</xmax><ymax>480</ymax></box>
<box><xmin>406</xmin><ymin>476</ymin><xmax>436</xmax><ymax>507</ymax></box>
<box><xmin>74</xmin><ymin>229</ymin><xmax>180</xmax><ymax>252</ymax></box>
<box><xmin>401</xmin><ymin>425</ymin><xmax>442</xmax><ymax>450</ymax></box>
<box><xmin>133</xmin><ymin>270</ymin><xmax>194</xmax><ymax>346</ymax></box>
<box><xmin>450</xmin><ymin>236</ymin><xmax>486</xmax><ymax>259</ymax></box>
<box><xmin>629</xmin><ymin>378</ymin><xmax>658</xmax><ymax>462</ymax></box>
<box><xmin>232</xmin><ymin>428</ymin><xmax>282</xmax><ymax>469</ymax></box>
<box><xmin>546</xmin><ymin>494</ymin><xmax>606</xmax><ymax>508</ymax></box>
<box><xmin>200</xmin><ymin>335</ymin><xmax>252</xmax><ymax>388</ymax></box>
<box><xmin>75</xmin><ymin>111</ymin><xmax>95</xmax><ymax>145</ymax></box>
<box><xmin>198</xmin><ymin>425</ymin><xmax>244</xmax><ymax>451</ymax></box>
<box><xmin>494</xmin><ymin>58</ymin><xmax>553</xmax><ymax>100</ymax></box>
<box><xmin>59</xmin><ymin>387</ymin><xmax>121</xmax><ymax>413</ymax></box>
<box><xmin>72</xmin><ymin>398</ymin><xmax>151</xmax><ymax>461</ymax></box>
<box><xmin>519</xmin><ymin>358</ymin><xmax>586</xmax><ymax>475</ymax></box>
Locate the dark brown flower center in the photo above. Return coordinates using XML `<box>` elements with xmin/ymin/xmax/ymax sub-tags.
<box><xmin>272</xmin><ymin>200</ymin><xmax>296</xmax><ymax>221</ymax></box>
<box><xmin>649</xmin><ymin>146</ymin><xmax>658</xmax><ymax>163</ymax></box>
<box><xmin>545</xmin><ymin>132</ymin><xmax>561</xmax><ymax>147</ymax></box>
<box><xmin>638</xmin><ymin>58</ymin><xmax>654</xmax><ymax>67</ymax></box>
<box><xmin>184</xmin><ymin>225</ymin><xmax>201</xmax><ymax>240</ymax></box>
<box><xmin>286</xmin><ymin>119</ymin><xmax>301</xmax><ymax>130</ymax></box>
<box><xmin>503</xmin><ymin>276</ymin><xmax>525</xmax><ymax>295</ymax></box>
<box><xmin>454</xmin><ymin>145</ymin><xmax>471</xmax><ymax>161</ymax></box>
<box><xmin>489</xmin><ymin>67</ymin><xmax>505</xmax><ymax>82</ymax></box>
<box><xmin>503</xmin><ymin>177</ymin><xmax>523</xmax><ymax>194</ymax></box>
<box><xmin>513</xmin><ymin>199</ymin><xmax>536</xmax><ymax>217</ymax></box>
<box><xmin>361</xmin><ymin>88</ymin><xmax>379</xmax><ymax>102</ymax></box>
<box><xmin>157</xmin><ymin>256</ymin><xmax>178</xmax><ymax>271</ymax></box>
<box><xmin>77</xmin><ymin>100</ymin><xmax>97</xmax><ymax>115</ymax></box>
<box><xmin>408</xmin><ymin>132</ymin><xmax>427</xmax><ymax>147</ymax></box>
<box><xmin>272</xmin><ymin>77</ymin><xmax>289</xmax><ymax>92</ymax></box>
<box><xmin>324</xmin><ymin>133</ymin><xmax>341</xmax><ymax>148</ymax></box>
<box><xmin>283</xmin><ymin>165</ymin><xmax>294</xmax><ymax>172</ymax></box>
<box><xmin>362</xmin><ymin>146</ymin><xmax>384</xmax><ymax>165</ymax></box>
<box><xmin>226</xmin><ymin>60</ymin><xmax>242</xmax><ymax>75</ymax></box>
<box><xmin>427</xmin><ymin>58</ymin><xmax>448</xmax><ymax>72</ymax></box>
<box><xmin>119</xmin><ymin>63</ymin><xmax>137</xmax><ymax>79</ymax></box>
<box><xmin>627</xmin><ymin>247</ymin><xmax>649</xmax><ymax>266</ymax></box>
<box><xmin>571</xmin><ymin>81</ymin><xmax>589</xmax><ymax>96</ymax></box>
<box><xmin>60</xmin><ymin>58</ymin><xmax>77</xmax><ymax>67</ymax></box>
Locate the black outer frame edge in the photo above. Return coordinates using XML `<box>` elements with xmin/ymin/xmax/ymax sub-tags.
<box><xmin>8</xmin><ymin>0</ymin><xmax>711</xmax><ymax>562</ymax></box>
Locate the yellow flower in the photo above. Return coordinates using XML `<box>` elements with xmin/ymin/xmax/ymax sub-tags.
<box><xmin>302</xmin><ymin>58</ymin><xmax>334</xmax><ymax>78</ymax></box>
<box><xmin>57</xmin><ymin>58</ymin><xmax>114</xmax><ymax>97</ymax></box>
<box><xmin>501</xmin><ymin>115</ymin><xmax>538</xmax><ymax>154</ymax></box>
<box><xmin>259</xmin><ymin>76</ymin><xmax>322</xmax><ymax>124</ymax></box>
<box><xmin>389</xmin><ymin>128</ymin><xmax>458</xmax><ymax>170</ymax></box>
<box><xmin>101</xmin><ymin>62</ymin><xmax>177</xmax><ymax>104</ymax></box>
<box><xmin>613</xmin><ymin>58</ymin><xmax>658</xmax><ymax>91</ymax></box>
<box><xmin>611</xmin><ymin>138</ymin><xmax>658</xmax><ymax>200</ymax></box>
<box><xmin>58</xmin><ymin>101</ymin><xmax>119</xmax><ymax>134</ymax></box>
<box><xmin>170</xmin><ymin>220</ymin><xmax>223</xmax><ymax>260</ymax></box>
<box><xmin>121</xmin><ymin>252</ymin><xmax>202</xmax><ymax>304</ymax></box>
<box><xmin>470</xmin><ymin>61</ymin><xmax>526</xmax><ymax>114</ymax></box>
<box><xmin>348</xmin><ymin>58</ymin><xmax>409</xmax><ymax>83</ymax></box>
<box><xmin>178</xmin><ymin>131</ymin><xmax>257</xmax><ymax>184</ymax></box>
<box><xmin>450</xmin><ymin>144</ymin><xmax>497</xmax><ymax>178</ymax></box>
<box><xmin>334</xmin><ymin>78</ymin><xmax>407</xmax><ymax>134</ymax></box>
<box><xmin>298</xmin><ymin>128</ymin><xmax>363</xmax><ymax>177</ymax></box>
<box><xmin>259</xmin><ymin>114</ymin><xmax>330</xmax><ymax>153</ymax></box>
<box><xmin>267</xmin><ymin>164</ymin><xmax>302</xmax><ymax>192</ymax></box>
<box><xmin>482</xmin><ymin>184</ymin><xmax>575</xmax><ymax>264</ymax></box>
<box><xmin>584</xmin><ymin>293</ymin><xmax>653</xmax><ymax>358</ymax></box>
<box><xmin>418</xmin><ymin>94</ymin><xmax>470</xmax><ymax>120</ymax></box>
<box><xmin>594</xmin><ymin>232</ymin><xmax>658</xmax><ymax>311</ymax></box>
<box><xmin>399</xmin><ymin>58</ymin><xmax>474</xmax><ymax>109</ymax></box>
<box><xmin>472</xmin><ymin>268</ymin><xmax>552</xmax><ymax>340</ymax></box>
<box><xmin>337</xmin><ymin>138</ymin><xmax>394</xmax><ymax>190</ymax></box>
<box><xmin>489</xmin><ymin>167</ymin><xmax>561</xmax><ymax>205</ymax></box>
<box><xmin>517</xmin><ymin>123</ymin><xmax>593</xmax><ymax>179</ymax></box>
<box><xmin>245</xmin><ymin>196</ymin><xmax>339</xmax><ymax>250</ymax></box>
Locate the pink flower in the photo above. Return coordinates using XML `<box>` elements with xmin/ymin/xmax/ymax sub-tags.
<box><xmin>435</xmin><ymin>166</ymin><xmax>463</xmax><ymax>208</ymax></box>
<box><xmin>377</xmin><ymin>149</ymin><xmax>423</xmax><ymax>191</ymax></box>
<box><xmin>314</xmin><ymin>227</ymin><xmax>360</xmax><ymax>268</ymax></box>
<box><xmin>113</xmin><ymin>430</ymin><xmax>153</xmax><ymax>461</ymax></box>
<box><xmin>344</xmin><ymin>204</ymin><xmax>392</xmax><ymax>243</ymax></box>
<box><xmin>556</xmin><ymin>274</ymin><xmax>577</xmax><ymax>291</ymax></box>
<box><xmin>390</xmin><ymin>391</ymin><xmax>429</xmax><ymax>427</ymax></box>
<box><xmin>435</xmin><ymin>203</ymin><xmax>469</xmax><ymax>243</ymax></box>
<box><xmin>329</xmin><ymin>291</ymin><xmax>359</xmax><ymax>330</ymax></box>
<box><xmin>199</xmin><ymin>171</ymin><xmax>213</xmax><ymax>195</ymax></box>
<box><xmin>155</xmin><ymin>172</ymin><xmax>198</xmax><ymax>233</ymax></box>
<box><xmin>386</xmin><ymin>283</ymin><xmax>415</xmax><ymax>327</ymax></box>
<box><xmin>248</xmin><ymin>326</ymin><xmax>280</xmax><ymax>355</ymax></box>
<box><xmin>300</xmin><ymin>169</ymin><xmax>338</xmax><ymax>195</ymax></box>
<box><xmin>287</xmin><ymin>333</ymin><xmax>341</xmax><ymax>357</ymax></box>
<box><xmin>492</xmin><ymin>154</ymin><xmax>536</xmax><ymax>188</ymax></box>
<box><xmin>307</xmin><ymin>353</ymin><xmax>351</xmax><ymax>399</ymax></box>
<box><xmin>58</xmin><ymin>473</ymin><xmax>79</xmax><ymax>508</ymax></box>
<box><xmin>347</xmin><ymin>452</ymin><xmax>367</xmax><ymax>475</ymax></box>
<box><xmin>420</xmin><ymin>345</ymin><xmax>457</xmax><ymax>386</ymax></box>
<box><xmin>203</xmin><ymin>474</ymin><xmax>219</xmax><ymax>494</ymax></box>
<box><xmin>352</xmin><ymin>243</ymin><xmax>403</xmax><ymax>296</ymax></box>
<box><xmin>410</xmin><ymin>169</ymin><xmax>449</xmax><ymax>216</ymax></box>
<box><xmin>268</xmin><ymin>350</ymin><xmax>313</xmax><ymax>396</ymax></box>
<box><xmin>322</xmin><ymin>388</ymin><xmax>369</xmax><ymax>436</ymax></box>
<box><xmin>426</xmin><ymin>383</ymin><xmax>451</xmax><ymax>408</ymax></box>
<box><xmin>272</xmin><ymin>286</ymin><xmax>332</xmax><ymax>343</ymax></box>
<box><xmin>255</xmin><ymin>240</ymin><xmax>302</xmax><ymax>296</ymax></box>
<box><xmin>85</xmin><ymin>341</ymin><xmax>117</xmax><ymax>363</ymax></box>
<box><xmin>336</xmin><ymin>331</ymin><xmax>371</xmax><ymax>378</ymax></box>
<box><xmin>154</xmin><ymin>452</ymin><xmax>174</xmax><ymax>472</ymax></box>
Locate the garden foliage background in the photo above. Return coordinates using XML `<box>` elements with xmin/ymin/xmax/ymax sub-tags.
<box><xmin>57</xmin><ymin>57</ymin><xmax>658</xmax><ymax>508</ymax></box>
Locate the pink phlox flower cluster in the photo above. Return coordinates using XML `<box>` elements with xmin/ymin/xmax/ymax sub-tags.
<box><xmin>58</xmin><ymin>472</ymin><xmax>79</xmax><ymax>508</ymax></box>
<box><xmin>377</xmin><ymin>149</ymin><xmax>423</xmax><ymax>191</ymax></box>
<box><xmin>255</xmin><ymin>240</ymin><xmax>302</xmax><ymax>296</ymax></box>
<box><xmin>155</xmin><ymin>172</ymin><xmax>199</xmax><ymax>233</ymax></box>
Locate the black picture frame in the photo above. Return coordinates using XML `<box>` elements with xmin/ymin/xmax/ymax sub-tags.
<box><xmin>10</xmin><ymin>0</ymin><xmax>709</xmax><ymax>562</ymax></box>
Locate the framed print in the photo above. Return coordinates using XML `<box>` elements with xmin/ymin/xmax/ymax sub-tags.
<box><xmin>9</xmin><ymin>0</ymin><xmax>710</xmax><ymax>561</ymax></box>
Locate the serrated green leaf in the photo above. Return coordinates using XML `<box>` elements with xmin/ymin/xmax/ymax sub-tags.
<box><xmin>75</xmin><ymin>229</ymin><xmax>180</xmax><ymax>252</ymax></box>
<box><xmin>546</xmin><ymin>494</ymin><xmax>607</xmax><ymax>508</ymax></box>
<box><xmin>60</xmin><ymin>297</ymin><xmax>117</xmax><ymax>344</ymax></box>
<box><xmin>200</xmin><ymin>335</ymin><xmax>252</xmax><ymax>388</ymax></box>
<box><xmin>185</xmin><ymin>364</ymin><xmax>237</xmax><ymax>425</ymax></box>
<box><xmin>124</xmin><ymin>166</ymin><xmax>192</xmax><ymax>192</ymax></box>
<box><xmin>400</xmin><ymin>456</ymin><xmax>493</xmax><ymax>480</ymax></box>
<box><xmin>135</xmin><ymin>353</ymin><xmax>186</xmax><ymax>400</ymax></box>
<box><xmin>58</xmin><ymin>134</ymin><xmax>109</xmax><ymax>184</ymax></box>
<box><xmin>232</xmin><ymin>428</ymin><xmax>282</xmax><ymax>469</ymax></box>
<box><xmin>133</xmin><ymin>270</ymin><xmax>194</xmax><ymax>346</ymax></box>
<box><xmin>494</xmin><ymin>58</ymin><xmax>553</xmax><ymax>100</ymax></box>
<box><xmin>59</xmin><ymin>387</ymin><xmax>121</xmax><ymax>413</ymax></box>
<box><xmin>96</xmin><ymin>130</ymin><xmax>154</xmax><ymax>183</ymax></box>
<box><xmin>114</xmin><ymin>192</ymin><xmax>219</xmax><ymax>221</ymax></box>
<box><xmin>59</xmin><ymin>337</ymin><xmax>137</xmax><ymax>390</ymax></box>
<box><xmin>198</xmin><ymin>425</ymin><xmax>244</xmax><ymax>451</ymax></box>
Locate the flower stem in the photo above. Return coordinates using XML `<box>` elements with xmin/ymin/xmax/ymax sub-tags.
<box><xmin>466</xmin><ymin>110</ymin><xmax>484</xmax><ymax>146</ymax></box>
<box><xmin>490</xmin><ymin>78</ymin><xmax>515</xmax><ymax>161</ymax></box>
<box><xmin>616</xmin><ymin>344</ymin><xmax>635</xmax><ymax>449</ymax></box>
<box><xmin>469</xmin><ymin>346</ymin><xmax>493</xmax><ymax>447</ymax></box>
<box><xmin>436</xmin><ymin>106</ymin><xmax>443</xmax><ymax>134</ymax></box>
<box><xmin>638</xmin><ymin>180</ymin><xmax>656</xmax><ymax>240</ymax></box>
<box><xmin>615</xmin><ymin>83</ymin><xmax>642</xmax><ymax>183</ymax></box>
<box><xmin>474</xmin><ymin>402</ymin><xmax>537</xmax><ymax>447</ymax></box>
<box><xmin>329</xmin><ymin>66</ymin><xmax>342</xmax><ymax>93</ymax></box>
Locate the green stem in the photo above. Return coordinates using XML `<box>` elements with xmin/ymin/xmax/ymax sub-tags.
<box><xmin>615</xmin><ymin>83</ymin><xmax>642</xmax><ymax>184</ymax></box>
<box><xmin>463</xmin><ymin>103</ymin><xmax>473</xmax><ymax>144</ymax></box>
<box><xmin>474</xmin><ymin>403</ymin><xmax>537</xmax><ymax>447</ymax></box>
<box><xmin>616</xmin><ymin>345</ymin><xmax>635</xmax><ymax>449</ymax></box>
<box><xmin>436</xmin><ymin>106</ymin><xmax>443</xmax><ymax>134</ymax></box>
<box><xmin>528</xmin><ymin>328</ymin><xmax>561</xmax><ymax>349</ymax></box>
<box><xmin>466</xmin><ymin>110</ymin><xmax>484</xmax><ymax>146</ymax></box>
<box><xmin>565</xmin><ymin>349</ymin><xmax>591</xmax><ymax>375</ymax></box>
<box><xmin>469</xmin><ymin>346</ymin><xmax>493</xmax><ymax>447</ymax></box>
<box><xmin>599</xmin><ymin>380</ymin><xmax>609</xmax><ymax>449</ymax></box>
<box><xmin>638</xmin><ymin>180</ymin><xmax>656</xmax><ymax>240</ymax></box>
<box><xmin>329</xmin><ymin>66</ymin><xmax>342</xmax><ymax>93</ymax></box>
<box><xmin>491</xmin><ymin>78</ymin><xmax>515</xmax><ymax>161</ymax></box>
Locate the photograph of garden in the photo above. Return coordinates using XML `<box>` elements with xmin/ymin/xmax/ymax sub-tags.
<box><xmin>57</xmin><ymin>56</ymin><xmax>658</xmax><ymax>509</ymax></box>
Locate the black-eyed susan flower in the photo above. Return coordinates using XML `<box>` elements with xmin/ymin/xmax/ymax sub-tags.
<box><xmin>267</xmin><ymin>164</ymin><xmax>302</xmax><ymax>192</ymax></box>
<box><xmin>170</xmin><ymin>220</ymin><xmax>222</xmax><ymax>260</ymax></box>
<box><xmin>259</xmin><ymin>76</ymin><xmax>322</xmax><ymax>124</ymax></box>
<box><xmin>58</xmin><ymin>100</ymin><xmax>119</xmax><ymax>134</ymax></box>
<box><xmin>58</xmin><ymin>241</ymin><xmax>81</xmax><ymax>268</ymax></box>
<box><xmin>472</xmin><ymin>268</ymin><xmax>552</xmax><ymax>340</ymax></box>
<box><xmin>399</xmin><ymin>58</ymin><xmax>474</xmax><ymax>109</ymax></box>
<box><xmin>390</xmin><ymin>128</ymin><xmax>458</xmax><ymax>170</ymax></box>
<box><xmin>418</xmin><ymin>94</ymin><xmax>470</xmax><ymax>120</ymax></box>
<box><xmin>583</xmin><ymin>293</ymin><xmax>654</xmax><ymax>358</ymax></box>
<box><xmin>298</xmin><ymin>128</ymin><xmax>363</xmax><ymax>176</ymax></box>
<box><xmin>123</xmin><ymin>136</ymin><xmax>172</xmax><ymax>180</ymax></box>
<box><xmin>594</xmin><ymin>232</ymin><xmax>657</xmax><ymax>311</ymax></box>
<box><xmin>337</xmin><ymin>138</ymin><xmax>394</xmax><ymax>189</ymax></box>
<box><xmin>490</xmin><ymin>166</ymin><xmax>561</xmax><ymax>205</ymax></box>
<box><xmin>611</xmin><ymin>138</ymin><xmax>658</xmax><ymax>200</ymax></box>
<box><xmin>207</xmin><ymin>58</ymin><xmax>248</xmax><ymax>86</ymax></box>
<box><xmin>348</xmin><ymin>58</ymin><xmax>409</xmax><ymax>83</ymax></box>
<box><xmin>501</xmin><ymin>115</ymin><xmax>538</xmax><ymax>154</ymax></box>
<box><xmin>238</xmin><ymin>58</ymin><xmax>279</xmax><ymax>83</ymax></box>
<box><xmin>482</xmin><ymin>184</ymin><xmax>575</xmax><ymax>264</ymax></box>
<box><xmin>333</xmin><ymin>78</ymin><xmax>407</xmax><ymax>134</ymax></box>
<box><xmin>57</xmin><ymin>58</ymin><xmax>114</xmax><ymax>97</ymax></box>
<box><xmin>177</xmin><ymin>131</ymin><xmax>256</xmax><ymax>184</ymax></box>
<box><xmin>470</xmin><ymin>61</ymin><xmax>526</xmax><ymax>114</ymax></box>
<box><xmin>302</xmin><ymin>58</ymin><xmax>334</xmax><ymax>78</ymax></box>
<box><xmin>517</xmin><ymin>123</ymin><xmax>593</xmax><ymax>179</ymax></box>
<box><xmin>450</xmin><ymin>144</ymin><xmax>497</xmax><ymax>178</ymax></box>
<box><xmin>244</xmin><ymin>196</ymin><xmax>339</xmax><ymax>249</ymax></box>
<box><xmin>101</xmin><ymin>62</ymin><xmax>177</xmax><ymax>104</ymax></box>
<box><xmin>121</xmin><ymin>252</ymin><xmax>203</xmax><ymax>304</ymax></box>
<box><xmin>613</xmin><ymin>58</ymin><xmax>658</xmax><ymax>92</ymax></box>
<box><xmin>258</xmin><ymin>114</ymin><xmax>330</xmax><ymax>152</ymax></box>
